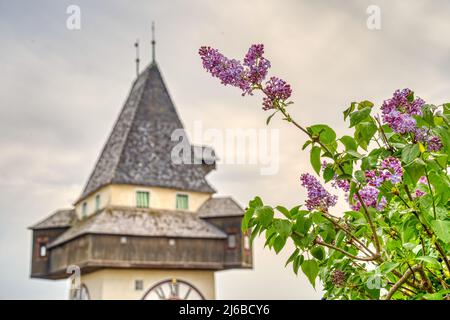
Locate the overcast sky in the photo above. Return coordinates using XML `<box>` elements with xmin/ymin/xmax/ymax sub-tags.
<box><xmin>0</xmin><ymin>0</ymin><xmax>449</xmax><ymax>299</ymax></box>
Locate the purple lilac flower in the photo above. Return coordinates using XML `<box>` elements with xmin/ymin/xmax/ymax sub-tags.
<box><xmin>332</xmin><ymin>179</ymin><xmax>350</xmax><ymax>192</ymax></box>
<box><xmin>300</xmin><ymin>173</ymin><xmax>337</xmax><ymax>212</ymax></box>
<box><xmin>350</xmin><ymin>186</ymin><xmax>387</xmax><ymax>211</ymax></box>
<box><xmin>244</xmin><ymin>44</ymin><xmax>271</xmax><ymax>86</ymax></box>
<box><xmin>199</xmin><ymin>46</ymin><xmax>250</xmax><ymax>92</ymax></box>
<box><xmin>413</xmin><ymin>128</ymin><xmax>443</xmax><ymax>152</ymax></box>
<box><xmin>262</xmin><ymin>77</ymin><xmax>292</xmax><ymax>110</ymax></box>
<box><xmin>413</xmin><ymin>127</ymin><xmax>428</xmax><ymax>143</ymax></box>
<box><xmin>414</xmin><ymin>176</ymin><xmax>429</xmax><ymax>198</ymax></box>
<box><xmin>427</xmin><ymin>136</ymin><xmax>443</xmax><ymax>152</ymax></box>
<box><xmin>382</xmin><ymin>111</ymin><xmax>417</xmax><ymax>134</ymax></box>
<box><xmin>380</xmin><ymin>156</ymin><xmax>403</xmax><ymax>184</ymax></box>
<box><xmin>365</xmin><ymin>170</ymin><xmax>385</xmax><ymax>187</ymax></box>
<box><xmin>381</xmin><ymin>89</ymin><xmax>425</xmax><ymax>134</ymax></box>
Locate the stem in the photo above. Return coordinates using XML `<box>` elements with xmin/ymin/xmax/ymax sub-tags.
<box><xmin>374</xmin><ymin>115</ymin><xmax>394</xmax><ymax>152</ymax></box>
<box><xmin>322</xmin><ymin>213</ymin><xmax>376</xmax><ymax>257</ymax></box>
<box><xmin>423</xmin><ymin>166</ymin><xmax>437</xmax><ymax>220</ymax></box>
<box><xmin>314</xmin><ymin>239</ymin><xmax>379</xmax><ymax>262</ymax></box>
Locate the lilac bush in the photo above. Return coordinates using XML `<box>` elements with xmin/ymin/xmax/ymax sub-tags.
<box><xmin>200</xmin><ymin>44</ymin><xmax>450</xmax><ymax>300</ymax></box>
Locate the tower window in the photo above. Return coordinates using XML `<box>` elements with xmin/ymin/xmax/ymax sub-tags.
<box><xmin>95</xmin><ymin>194</ymin><xmax>101</xmax><ymax>211</ymax></box>
<box><xmin>39</xmin><ymin>243</ymin><xmax>47</xmax><ymax>257</ymax></box>
<box><xmin>135</xmin><ymin>280</ymin><xmax>144</xmax><ymax>291</ymax></box>
<box><xmin>227</xmin><ymin>234</ymin><xmax>237</xmax><ymax>249</ymax></box>
<box><xmin>176</xmin><ymin>194</ymin><xmax>189</xmax><ymax>210</ymax></box>
<box><xmin>82</xmin><ymin>202</ymin><xmax>87</xmax><ymax>218</ymax></box>
<box><xmin>136</xmin><ymin>191</ymin><xmax>150</xmax><ymax>208</ymax></box>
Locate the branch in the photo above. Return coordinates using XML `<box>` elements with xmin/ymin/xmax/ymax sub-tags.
<box><xmin>386</xmin><ymin>265</ymin><xmax>421</xmax><ymax>300</ymax></box>
<box><xmin>355</xmin><ymin>191</ymin><xmax>381</xmax><ymax>254</ymax></box>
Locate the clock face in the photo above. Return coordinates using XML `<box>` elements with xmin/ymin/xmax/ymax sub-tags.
<box><xmin>142</xmin><ymin>279</ymin><xmax>205</xmax><ymax>300</ymax></box>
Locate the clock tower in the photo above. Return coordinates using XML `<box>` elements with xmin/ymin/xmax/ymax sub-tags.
<box><xmin>29</xmin><ymin>42</ymin><xmax>252</xmax><ymax>299</ymax></box>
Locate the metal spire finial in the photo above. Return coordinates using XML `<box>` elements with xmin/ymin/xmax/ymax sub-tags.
<box><xmin>134</xmin><ymin>39</ymin><xmax>140</xmax><ymax>77</ymax></box>
<box><xmin>151</xmin><ymin>21</ymin><xmax>156</xmax><ymax>63</ymax></box>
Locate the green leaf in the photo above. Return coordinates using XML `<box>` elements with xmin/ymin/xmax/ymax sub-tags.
<box><xmin>431</xmin><ymin>220</ymin><xmax>450</xmax><ymax>243</ymax></box>
<box><xmin>285</xmin><ymin>248</ymin><xmax>299</xmax><ymax>267</ymax></box>
<box><xmin>302</xmin><ymin>140</ymin><xmax>312</xmax><ymax>150</ymax></box>
<box><xmin>293</xmin><ymin>255</ymin><xmax>304</xmax><ymax>274</ymax></box>
<box><xmin>301</xmin><ymin>259</ymin><xmax>319</xmax><ymax>288</ymax></box>
<box><xmin>323</xmin><ymin>166</ymin><xmax>335</xmax><ymax>182</ymax></box>
<box><xmin>241</xmin><ymin>207</ymin><xmax>254</xmax><ymax>232</ymax></box>
<box><xmin>379</xmin><ymin>262</ymin><xmax>399</xmax><ymax>275</ymax></box>
<box><xmin>266</xmin><ymin>111</ymin><xmax>277</xmax><ymax>125</ymax></box>
<box><xmin>275</xmin><ymin>206</ymin><xmax>291</xmax><ymax>219</ymax></box>
<box><xmin>293</xmin><ymin>216</ymin><xmax>312</xmax><ymax>236</ymax></box>
<box><xmin>354</xmin><ymin>121</ymin><xmax>377</xmax><ymax>150</ymax></box>
<box><xmin>350</xmin><ymin>107</ymin><xmax>372</xmax><ymax>127</ymax></box>
<box><xmin>255</xmin><ymin>206</ymin><xmax>274</xmax><ymax>227</ymax></box>
<box><xmin>346</xmin><ymin>150</ymin><xmax>363</xmax><ymax>159</ymax></box>
<box><xmin>310</xmin><ymin>246</ymin><xmax>325</xmax><ymax>260</ymax></box>
<box><xmin>359</xmin><ymin>100</ymin><xmax>374</xmax><ymax>109</ymax></box>
<box><xmin>416</xmin><ymin>256</ymin><xmax>441</xmax><ymax>268</ymax></box>
<box><xmin>308</xmin><ymin>124</ymin><xmax>337</xmax><ymax>145</ymax></box>
<box><xmin>401</xmin><ymin>143</ymin><xmax>420</xmax><ymax>164</ymax></box>
<box><xmin>249</xmin><ymin>196</ymin><xmax>263</xmax><ymax>208</ymax></box>
<box><xmin>273</xmin><ymin>219</ymin><xmax>292</xmax><ymax>237</ymax></box>
<box><xmin>355</xmin><ymin>170</ymin><xmax>366</xmax><ymax>183</ymax></box>
<box><xmin>404</xmin><ymin>158</ymin><xmax>425</xmax><ymax>185</ymax></box>
<box><xmin>273</xmin><ymin>235</ymin><xmax>287</xmax><ymax>254</ymax></box>
<box><xmin>310</xmin><ymin>146</ymin><xmax>321</xmax><ymax>175</ymax></box>
<box><xmin>401</xmin><ymin>215</ymin><xmax>419</xmax><ymax>243</ymax></box>
<box><xmin>340</xmin><ymin>135</ymin><xmax>357</xmax><ymax>151</ymax></box>
<box><xmin>343</xmin><ymin>102</ymin><xmax>357</xmax><ymax>121</ymax></box>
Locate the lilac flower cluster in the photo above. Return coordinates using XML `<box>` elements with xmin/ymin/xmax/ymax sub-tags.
<box><xmin>413</xmin><ymin>128</ymin><xmax>443</xmax><ymax>152</ymax></box>
<box><xmin>300</xmin><ymin>173</ymin><xmax>337</xmax><ymax>212</ymax></box>
<box><xmin>199</xmin><ymin>46</ymin><xmax>249</xmax><ymax>92</ymax></box>
<box><xmin>381</xmin><ymin>89</ymin><xmax>424</xmax><ymax>134</ymax></box>
<box><xmin>199</xmin><ymin>44</ymin><xmax>291</xmax><ymax>109</ymax></box>
<box><xmin>243</xmin><ymin>44</ymin><xmax>271</xmax><ymax>87</ymax></box>
<box><xmin>381</xmin><ymin>89</ymin><xmax>443</xmax><ymax>151</ymax></box>
<box><xmin>365</xmin><ymin>156</ymin><xmax>403</xmax><ymax>186</ymax></box>
<box><xmin>262</xmin><ymin>77</ymin><xmax>292</xmax><ymax>110</ymax></box>
<box><xmin>350</xmin><ymin>186</ymin><xmax>387</xmax><ymax>211</ymax></box>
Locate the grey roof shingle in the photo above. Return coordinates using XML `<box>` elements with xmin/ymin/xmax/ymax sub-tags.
<box><xmin>78</xmin><ymin>63</ymin><xmax>215</xmax><ymax>201</ymax></box>
<box><xmin>29</xmin><ymin>209</ymin><xmax>76</xmax><ymax>230</ymax></box>
<box><xmin>48</xmin><ymin>206</ymin><xmax>227</xmax><ymax>248</ymax></box>
<box><xmin>198</xmin><ymin>197</ymin><xmax>244</xmax><ymax>218</ymax></box>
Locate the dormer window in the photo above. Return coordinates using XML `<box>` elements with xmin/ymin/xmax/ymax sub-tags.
<box><xmin>82</xmin><ymin>202</ymin><xmax>87</xmax><ymax>218</ymax></box>
<box><xmin>136</xmin><ymin>191</ymin><xmax>150</xmax><ymax>208</ymax></box>
<box><xmin>176</xmin><ymin>194</ymin><xmax>189</xmax><ymax>210</ymax></box>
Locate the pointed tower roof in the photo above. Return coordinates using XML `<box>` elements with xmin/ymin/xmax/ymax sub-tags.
<box><xmin>78</xmin><ymin>63</ymin><xmax>215</xmax><ymax>202</ymax></box>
